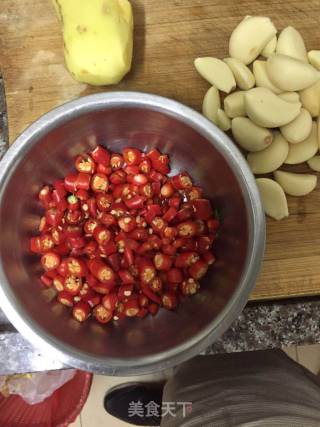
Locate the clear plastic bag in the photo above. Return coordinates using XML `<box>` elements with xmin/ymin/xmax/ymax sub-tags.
<box><xmin>0</xmin><ymin>370</ymin><xmax>76</xmax><ymax>404</ymax></box>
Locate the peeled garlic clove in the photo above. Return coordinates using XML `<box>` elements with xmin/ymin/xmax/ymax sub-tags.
<box><xmin>217</xmin><ymin>109</ymin><xmax>231</xmax><ymax>131</ymax></box>
<box><xmin>299</xmin><ymin>80</ymin><xmax>320</xmax><ymax>117</ymax></box>
<box><xmin>232</xmin><ymin>117</ymin><xmax>273</xmax><ymax>152</ymax></box>
<box><xmin>245</xmin><ymin>87</ymin><xmax>301</xmax><ymax>128</ymax></box>
<box><xmin>261</xmin><ymin>35</ymin><xmax>277</xmax><ymax>58</ymax></box>
<box><xmin>224</xmin><ymin>91</ymin><xmax>246</xmax><ymax>118</ymax></box>
<box><xmin>285</xmin><ymin>121</ymin><xmax>318</xmax><ymax>164</ymax></box>
<box><xmin>202</xmin><ymin>86</ymin><xmax>221</xmax><ymax>125</ymax></box>
<box><xmin>280</xmin><ymin>108</ymin><xmax>312</xmax><ymax>144</ymax></box>
<box><xmin>256</xmin><ymin>178</ymin><xmax>289</xmax><ymax>220</ymax></box>
<box><xmin>267</xmin><ymin>54</ymin><xmax>320</xmax><ymax>91</ymax></box>
<box><xmin>253</xmin><ymin>60</ymin><xmax>282</xmax><ymax>94</ymax></box>
<box><xmin>247</xmin><ymin>132</ymin><xmax>289</xmax><ymax>174</ymax></box>
<box><xmin>276</xmin><ymin>26</ymin><xmax>308</xmax><ymax>62</ymax></box>
<box><xmin>229</xmin><ymin>16</ymin><xmax>277</xmax><ymax>65</ymax></box>
<box><xmin>278</xmin><ymin>92</ymin><xmax>300</xmax><ymax>103</ymax></box>
<box><xmin>308</xmin><ymin>50</ymin><xmax>320</xmax><ymax>70</ymax></box>
<box><xmin>307</xmin><ymin>155</ymin><xmax>320</xmax><ymax>172</ymax></box>
<box><xmin>194</xmin><ymin>57</ymin><xmax>236</xmax><ymax>93</ymax></box>
<box><xmin>224</xmin><ymin>57</ymin><xmax>255</xmax><ymax>90</ymax></box>
<box><xmin>274</xmin><ymin>170</ymin><xmax>317</xmax><ymax>196</ymax></box>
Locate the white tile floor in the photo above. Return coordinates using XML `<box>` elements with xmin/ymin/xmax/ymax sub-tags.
<box><xmin>70</xmin><ymin>344</ymin><xmax>320</xmax><ymax>427</ymax></box>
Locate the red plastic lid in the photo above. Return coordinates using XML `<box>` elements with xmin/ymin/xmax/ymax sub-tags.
<box><xmin>0</xmin><ymin>370</ymin><xmax>92</xmax><ymax>427</ymax></box>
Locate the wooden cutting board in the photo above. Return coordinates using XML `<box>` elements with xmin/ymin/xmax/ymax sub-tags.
<box><xmin>1</xmin><ymin>0</ymin><xmax>320</xmax><ymax>301</ymax></box>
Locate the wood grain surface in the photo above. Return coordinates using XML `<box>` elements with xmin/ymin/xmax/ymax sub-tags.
<box><xmin>1</xmin><ymin>0</ymin><xmax>320</xmax><ymax>300</ymax></box>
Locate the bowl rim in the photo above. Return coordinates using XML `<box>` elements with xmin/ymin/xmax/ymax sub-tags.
<box><xmin>0</xmin><ymin>91</ymin><xmax>265</xmax><ymax>374</ymax></box>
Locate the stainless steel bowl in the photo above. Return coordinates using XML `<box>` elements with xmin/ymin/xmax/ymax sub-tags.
<box><xmin>0</xmin><ymin>92</ymin><xmax>265</xmax><ymax>375</ymax></box>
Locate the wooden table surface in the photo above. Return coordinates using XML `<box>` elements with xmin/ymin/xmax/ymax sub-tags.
<box><xmin>1</xmin><ymin>0</ymin><xmax>320</xmax><ymax>301</ymax></box>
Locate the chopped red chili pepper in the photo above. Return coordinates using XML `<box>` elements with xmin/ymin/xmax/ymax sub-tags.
<box><xmin>123</xmin><ymin>147</ymin><xmax>142</xmax><ymax>165</ymax></box>
<box><xmin>110</xmin><ymin>202</ymin><xmax>127</xmax><ymax>217</ymax></box>
<box><xmin>189</xmin><ymin>259</ymin><xmax>209</xmax><ymax>280</ymax></box>
<box><xmin>141</xmin><ymin>284</ymin><xmax>161</xmax><ymax>305</ymax></box>
<box><xmin>100</xmin><ymin>213</ymin><xmax>116</xmax><ymax>227</ymax></box>
<box><xmin>87</xmin><ymin>198</ymin><xmax>98</xmax><ymax>218</ymax></box>
<box><xmin>147</xmin><ymin>149</ymin><xmax>170</xmax><ymax>174</ymax></box>
<box><xmin>65</xmin><ymin>256</ymin><xmax>87</xmax><ymax>277</ymax></box>
<box><xmin>30</xmin><ymin>236</ymin><xmax>42</xmax><ymax>254</ymax></box>
<box><xmin>53</xmin><ymin>274</ymin><xmax>65</xmax><ymax>292</ymax></box>
<box><xmin>84</xmin><ymin>218</ymin><xmax>99</xmax><ymax>235</ymax></box>
<box><xmin>97</xmin><ymin>163</ymin><xmax>112</xmax><ymax>175</ymax></box>
<box><xmin>118</xmin><ymin>270</ymin><xmax>134</xmax><ymax>286</ymax></box>
<box><xmin>124</xmin><ymin>299</ymin><xmax>140</xmax><ymax>317</ymax></box>
<box><xmin>149</xmin><ymin>276</ymin><xmax>163</xmax><ymax>293</ymax></box>
<box><xmin>180</xmin><ymin>278</ymin><xmax>200</xmax><ymax>296</ymax></box>
<box><xmin>162</xmin><ymin>292</ymin><xmax>178</xmax><ymax>310</ymax></box>
<box><xmin>193</xmin><ymin>199</ymin><xmax>213</xmax><ymax>221</ymax></box>
<box><xmin>65</xmin><ymin>209</ymin><xmax>83</xmax><ymax>225</ymax></box>
<box><xmin>177</xmin><ymin>221</ymin><xmax>197</xmax><ymax>238</ymax></box>
<box><xmin>46</xmin><ymin>208</ymin><xmax>64</xmax><ymax>227</ymax></box>
<box><xmin>96</xmin><ymin>193</ymin><xmax>113</xmax><ymax>211</ymax></box>
<box><xmin>187</xmin><ymin>186</ymin><xmax>203</xmax><ymax>201</ymax></box>
<box><xmin>154</xmin><ymin>252</ymin><xmax>173</xmax><ymax>271</ymax></box>
<box><xmin>151</xmin><ymin>217</ymin><xmax>167</xmax><ymax>234</ymax></box>
<box><xmin>56</xmin><ymin>242</ymin><xmax>71</xmax><ymax>256</ymax></box>
<box><xmin>41</xmin><ymin>251</ymin><xmax>61</xmax><ymax>271</ymax></box>
<box><xmin>139</xmin><ymin>158</ymin><xmax>151</xmax><ymax>174</ymax></box>
<box><xmin>124</xmin><ymin>246</ymin><xmax>135</xmax><ymax>266</ymax></box>
<box><xmin>93</xmin><ymin>226</ymin><xmax>112</xmax><ymax>245</ymax></box>
<box><xmin>163</xmin><ymin>207</ymin><xmax>178</xmax><ymax>223</ymax></box>
<box><xmin>171</xmin><ymin>172</ymin><xmax>192</xmax><ymax>190</ymax></box>
<box><xmin>91</xmin><ymin>146</ymin><xmax>110</xmax><ymax>166</ymax></box>
<box><xmin>67</xmin><ymin>194</ymin><xmax>80</xmax><ymax>210</ymax></box>
<box><xmin>128</xmin><ymin>228</ymin><xmax>149</xmax><ymax>241</ymax></box>
<box><xmin>107</xmin><ymin>252</ymin><xmax>121</xmax><ymax>271</ymax></box>
<box><xmin>118</xmin><ymin>284</ymin><xmax>134</xmax><ymax>300</ymax></box>
<box><xmin>39</xmin><ymin>234</ymin><xmax>55</xmax><ymax>253</ymax></box>
<box><xmin>102</xmin><ymin>293</ymin><xmax>118</xmax><ymax>311</ymax></box>
<box><xmin>175</xmin><ymin>251</ymin><xmax>200</xmax><ymax>268</ymax></box>
<box><xmin>54</xmin><ymin>180</ymin><xmax>67</xmax><ymax>198</ymax></box>
<box><xmin>168</xmin><ymin>268</ymin><xmax>184</xmax><ymax>284</ymax></box>
<box><xmin>75</xmin><ymin>154</ymin><xmax>96</xmax><ymax>174</ymax></box>
<box><xmin>110</xmin><ymin>170</ymin><xmax>127</xmax><ymax>185</ymax></box>
<box><xmin>64</xmin><ymin>275</ymin><xmax>82</xmax><ymax>295</ymax></box>
<box><xmin>88</xmin><ymin>258</ymin><xmax>116</xmax><ymax>285</ymax></box>
<box><xmin>93</xmin><ymin>282</ymin><xmax>115</xmax><ymax>295</ymax></box>
<box><xmin>40</xmin><ymin>273</ymin><xmax>53</xmax><ymax>287</ymax></box>
<box><xmin>38</xmin><ymin>185</ymin><xmax>52</xmax><ymax>209</ymax></box>
<box><xmin>57</xmin><ymin>291</ymin><xmax>74</xmax><ymax>307</ymax></box>
<box><xmin>149</xmin><ymin>170</ymin><xmax>164</xmax><ymax>182</ymax></box>
<box><xmin>124</xmin><ymin>195</ymin><xmax>146</xmax><ymax>210</ymax></box>
<box><xmin>138</xmin><ymin>294</ymin><xmax>149</xmax><ymax>308</ymax></box>
<box><xmin>110</xmin><ymin>154</ymin><xmax>124</xmax><ymax>170</ymax></box>
<box><xmin>93</xmin><ymin>304</ymin><xmax>113</xmax><ymax>324</ymax></box>
<box><xmin>118</xmin><ymin>216</ymin><xmax>136</xmax><ymax>233</ymax></box>
<box><xmin>31</xmin><ymin>146</ymin><xmax>217</xmax><ymax>326</ymax></box>
<box><xmin>168</xmin><ymin>197</ymin><xmax>181</xmax><ymax>209</ymax></box>
<box><xmin>160</xmin><ymin>183</ymin><xmax>174</xmax><ymax>198</ymax></box>
<box><xmin>91</xmin><ymin>173</ymin><xmax>109</xmax><ymax>193</ymax></box>
<box><xmin>162</xmin><ymin>244</ymin><xmax>177</xmax><ymax>256</ymax></box>
<box><xmin>73</xmin><ymin>301</ymin><xmax>90</xmax><ymax>322</ymax></box>
<box><xmin>197</xmin><ymin>235</ymin><xmax>214</xmax><ymax>253</ymax></box>
<box><xmin>64</xmin><ymin>174</ymin><xmax>78</xmax><ymax>193</ymax></box>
